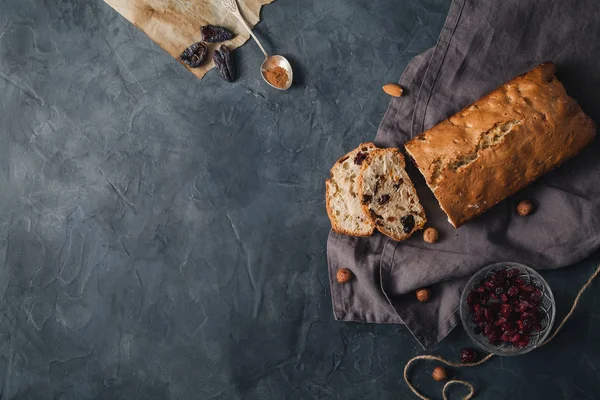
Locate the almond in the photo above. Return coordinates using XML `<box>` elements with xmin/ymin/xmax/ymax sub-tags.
<box><xmin>383</xmin><ymin>83</ymin><xmax>403</xmax><ymax>97</ymax></box>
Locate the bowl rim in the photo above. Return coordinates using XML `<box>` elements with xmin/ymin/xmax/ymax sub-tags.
<box><xmin>459</xmin><ymin>261</ymin><xmax>556</xmax><ymax>356</ymax></box>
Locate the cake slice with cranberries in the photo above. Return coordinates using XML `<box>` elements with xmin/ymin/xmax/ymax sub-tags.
<box><xmin>326</xmin><ymin>142</ymin><xmax>377</xmax><ymax>236</ymax></box>
<box><xmin>358</xmin><ymin>148</ymin><xmax>426</xmax><ymax>241</ymax></box>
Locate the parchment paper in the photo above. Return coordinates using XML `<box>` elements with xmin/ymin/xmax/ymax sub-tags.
<box><xmin>104</xmin><ymin>0</ymin><xmax>275</xmax><ymax>79</ymax></box>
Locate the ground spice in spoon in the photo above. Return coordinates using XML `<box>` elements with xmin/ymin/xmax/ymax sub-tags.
<box><xmin>264</xmin><ymin>66</ymin><xmax>288</xmax><ymax>88</ymax></box>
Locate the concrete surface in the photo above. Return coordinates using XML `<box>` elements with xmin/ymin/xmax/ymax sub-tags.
<box><xmin>1</xmin><ymin>0</ymin><xmax>599</xmax><ymax>398</ymax></box>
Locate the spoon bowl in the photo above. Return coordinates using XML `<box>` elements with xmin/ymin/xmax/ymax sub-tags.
<box><xmin>222</xmin><ymin>0</ymin><xmax>294</xmax><ymax>90</ymax></box>
<box><xmin>261</xmin><ymin>55</ymin><xmax>293</xmax><ymax>90</ymax></box>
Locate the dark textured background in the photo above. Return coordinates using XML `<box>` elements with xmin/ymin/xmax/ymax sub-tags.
<box><xmin>1</xmin><ymin>0</ymin><xmax>599</xmax><ymax>399</ymax></box>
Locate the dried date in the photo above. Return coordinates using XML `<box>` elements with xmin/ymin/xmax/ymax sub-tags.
<box><xmin>213</xmin><ymin>45</ymin><xmax>235</xmax><ymax>82</ymax></box>
<box><xmin>179</xmin><ymin>42</ymin><xmax>208</xmax><ymax>68</ymax></box>
<box><xmin>201</xmin><ymin>25</ymin><xmax>234</xmax><ymax>43</ymax></box>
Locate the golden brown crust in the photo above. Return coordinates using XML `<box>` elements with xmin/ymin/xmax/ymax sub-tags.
<box><xmin>405</xmin><ymin>62</ymin><xmax>596</xmax><ymax>227</ymax></box>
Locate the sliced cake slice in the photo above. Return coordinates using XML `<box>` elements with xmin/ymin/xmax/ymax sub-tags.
<box><xmin>326</xmin><ymin>142</ymin><xmax>377</xmax><ymax>236</ymax></box>
<box><xmin>358</xmin><ymin>148</ymin><xmax>426</xmax><ymax>241</ymax></box>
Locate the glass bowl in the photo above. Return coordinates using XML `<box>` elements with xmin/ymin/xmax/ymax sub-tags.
<box><xmin>459</xmin><ymin>262</ymin><xmax>556</xmax><ymax>356</ymax></box>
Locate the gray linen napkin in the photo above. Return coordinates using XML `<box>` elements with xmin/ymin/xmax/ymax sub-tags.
<box><xmin>328</xmin><ymin>0</ymin><xmax>600</xmax><ymax>348</ymax></box>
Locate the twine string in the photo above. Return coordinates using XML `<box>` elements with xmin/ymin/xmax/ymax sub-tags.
<box><xmin>442</xmin><ymin>380</ymin><xmax>474</xmax><ymax>400</ymax></box>
<box><xmin>404</xmin><ymin>264</ymin><xmax>600</xmax><ymax>400</ymax></box>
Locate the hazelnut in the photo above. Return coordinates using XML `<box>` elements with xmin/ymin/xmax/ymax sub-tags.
<box><xmin>337</xmin><ymin>268</ymin><xmax>354</xmax><ymax>283</ymax></box>
<box><xmin>517</xmin><ymin>200</ymin><xmax>534</xmax><ymax>216</ymax></box>
<box><xmin>432</xmin><ymin>366</ymin><xmax>448</xmax><ymax>381</ymax></box>
<box><xmin>416</xmin><ymin>288</ymin><xmax>432</xmax><ymax>302</ymax></box>
<box><xmin>423</xmin><ymin>227</ymin><xmax>439</xmax><ymax>243</ymax></box>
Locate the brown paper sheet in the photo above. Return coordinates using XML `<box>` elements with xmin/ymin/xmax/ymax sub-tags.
<box><xmin>104</xmin><ymin>0</ymin><xmax>275</xmax><ymax>79</ymax></box>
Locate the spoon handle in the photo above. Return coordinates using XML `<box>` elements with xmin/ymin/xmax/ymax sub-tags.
<box><xmin>222</xmin><ymin>0</ymin><xmax>268</xmax><ymax>59</ymax></box>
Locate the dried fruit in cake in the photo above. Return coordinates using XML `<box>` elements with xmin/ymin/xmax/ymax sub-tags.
<box><xmin>400</xmin><ymin>215</ymin><xmax>415</xmax><ymax>233</ymax></box>
<box><xmin>354</xmin><ymin>151</ymin><xmax>368</xmax><ymax>165</ymax></box>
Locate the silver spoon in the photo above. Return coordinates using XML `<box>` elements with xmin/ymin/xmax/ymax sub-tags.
<box><xmin>222</xmin><ymin>0</ymin><xmax>293</xmax><ymax>90</ymax></box>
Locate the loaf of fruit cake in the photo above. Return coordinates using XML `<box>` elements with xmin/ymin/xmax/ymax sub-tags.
<box><xmin>404</xmin><ymin>62</ymin><xmax>596</xmax><ymax>228</ymax></box>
